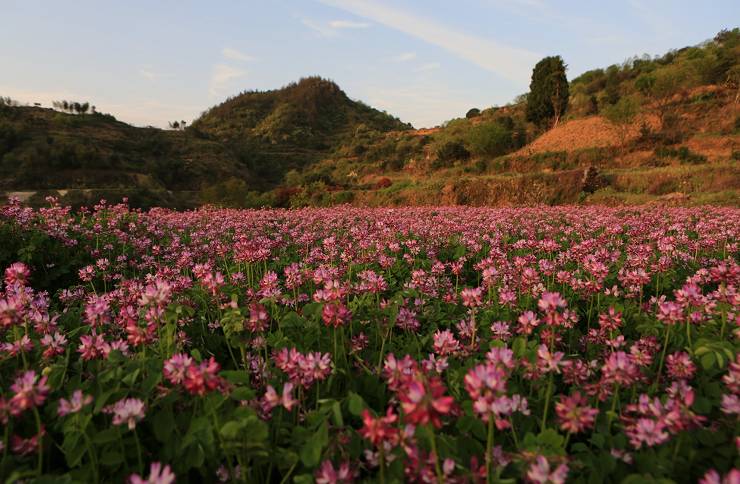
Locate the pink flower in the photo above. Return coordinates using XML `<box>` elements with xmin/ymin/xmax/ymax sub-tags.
<box><xmin>433</xmin><ymin>330</ymin><xmax>460</xmax><ymax>356</ymax></box>
<box><xmin>517</xmin><ymin>311</ymin><xmax>540</xmax><ymax>335</ymax></box>
<box><xmin>666</xmin><ymin>352</ymin><xmax>696</xmax><ymax>380</ymax></box>
<box><xmin>246</xmin><ymin>303</ymin><xmax>269</xmax><ymax>332</ymax></box>
<box><xmin>108</xmin><ymin>397</ymin><xmax>146</xmax><ymax>430</ymax></box>
<box><xmin>322</xmin><ymin>302</ymin><xmax>352</xmax><ymax>328</ymax></box>
<box><xmin>78</xmin><ymin>332</ymin><xmax>106</xmax><ymax>360</ymax></box>
<box><xmin>262</xmin><ymin>383</ymin><xmax>298</xmax><ymax>412</ymax></box>
<box><xmin>129</xmin><ymin>461</ymin><xmax>176</xmax><ymax>484</ymax></box>
<box><xmin>57</xmin><ymin>390</ymin><xmax>93</xmax><ymax>417</ymax></box>
<box><xmin>699</xmin><ymin>469</ymin><xmax>740</xmax><ymax>484</ymax></box>
<box><xmin>601</xmin><ymin>351</ymin><xmax>640</xmax><ymax>386</ymax></box>
<box><xmin>526</xmin><ymin>456</ymin><xmax>568</xmax><ymax>484</ymax></box>
<box><xmin>183</xmin><ymin>357</ymin><xmax>224</xmax><ymax>396</ymax></box>
<box><xmin>464</xmin><ymin>363</ymin><xmax>507</xmax><ymax>421</ymax></box>
<box><xmin>360</xmin><ymin>408</ymin><xmax>399</xmax><ymax>447</ymax></box>
<box><xmin>555</xmin><ymin>392</ymin><xmax>598</xmax><ymax>434</ymax></box>
<box><xmin>399</xmin><ymin>374</ymin><xmax>455</xmax><ymax>429</ymax></box>
<box><xmin>626</xmin><ymin>418</ymin><xmax>669</xmax><ymax>449</ymax></box>
<box><xmin>537</xmin><ymin>345</ymin><xmax>564</xmax><ymax>374</ymax></box>
<box><xmin>163</xmin><ymin>353</ymin><xmax>194</xmax><ymax>385</ymax></box>
<box><xmin>537</xmin><ymin>292</ymin><xmax>567</xmax><ymax>312</ymax></box>
<box><xmin>4</xmin><ymin>262</ymin><xmax>30</xmax><ymax>287</ymax></box>
<box><xmin>9</xmin><ymin>371</ymin><xmax>49</xmax><ymax>416</ymax></box>
<box><xmin>315</xmin><ymin>460</ymin><xmax>355</xmax><ymax>484</ymax></box>
<box><xmin>460</xmin><ymin>287</ymin><xmax>483</xmax><ymax>308</ymax></box>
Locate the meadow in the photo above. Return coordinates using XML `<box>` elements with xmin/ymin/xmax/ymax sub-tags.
<box><xmin>0</xmin><ymin>197</ymin><xmax>738</xmax><ymax>483</ymax></box>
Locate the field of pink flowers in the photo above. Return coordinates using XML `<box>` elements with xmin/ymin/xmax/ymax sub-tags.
<box><xmin>0</xmin><ymin>198</ymin><xmax>739</xmax><ymax>483</ymax></box>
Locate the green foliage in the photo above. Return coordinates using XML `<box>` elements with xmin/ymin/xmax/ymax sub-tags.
<box><xmin>465</xmin><ymin>108</ymin><xmax>481</xmax><ymax>119</ymax></box>
<box><xmin>526</xmin><ymin>56</ymin><xmax>569</xmax><ymax>128</ymax></box>
<box><xmin>465</xmin><ymin>122</ymin><xmax>513</xmax><ymax>157</ymax></box>
<box><xmin>436</xmin><ymin>140</ymin><xmax>470</xmax><ymax>164</ymax></box>
<box><xmin>654</xmin><ymin>146</ymin><xmax>707</xmax><ymax>164</ymax></box>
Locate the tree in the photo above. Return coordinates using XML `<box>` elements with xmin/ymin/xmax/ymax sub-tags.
<box><xmin>526</xmin><ymin>56</ymin><xmax>569</xmax><ymax>129</ymax></box>
<box><xmin>466</xmin><ymin>108</ymin><xmax>481</xmax><ymax>119</ymax></box>
<box><xmin>603</xmin><ymin>96</ymin><xmax>640</xmax><ymax>148</ymax></box>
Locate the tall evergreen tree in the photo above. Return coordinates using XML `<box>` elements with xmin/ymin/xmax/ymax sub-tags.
<box><xmin>526</xmin><ymin>56</ymin><xmax>569</xmax><ymax>129</ymax></box>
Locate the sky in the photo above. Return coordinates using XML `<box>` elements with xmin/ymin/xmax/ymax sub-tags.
<box><xmin>1</xmin><ymin>1</ymin><xmax>737</xmax><ymax>128</ymax></box>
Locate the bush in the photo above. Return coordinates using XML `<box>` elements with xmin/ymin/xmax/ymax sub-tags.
<box><xmin>466</xmin><ymin>122</ymin><xmax>513</xmax><ymax>158</ymax></box>
<box><xmin>465</xmin><ymin>108</ymin><xmax>481</xmax><ymax>119</ymax></box>
<box><xmin>654</xmin><ymin>146</ymin><xmax>707</xmax><ymax>164</ymax></box>
<box><xmin>436</xmin><ymin>140</ymin><xmax>470</xmax><ymax>164</ymax></box>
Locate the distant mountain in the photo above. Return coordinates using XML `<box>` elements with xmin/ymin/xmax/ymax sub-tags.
<box><xmin>192</xmin><ymin>76</ymin><xmax>411</xmax><ymax>147</ymax></box>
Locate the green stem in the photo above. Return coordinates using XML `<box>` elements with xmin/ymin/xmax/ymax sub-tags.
<box><xmin>540</xmin><ymin>373</ymin><xmax>554</xmax><ymax>432</ymax></box>
<box><xmin>133</xmin><ymin>427</ymin><xmax>144</xmax><ymax>474</ymax></box>
<box><xmin>379</xmin><ymin>446</ymin><xmax>386</xmax><ymax>484</ymax></box>
<box><xmin>429</xmin><ymin>430</ymin><xmax>444</xmax><ymax>483</ymax></box>
<box><xmin>654</xmin><ymin>325</ymin><xmax>672</xmax><ymax>392</ymax></box>
<box><xmin>485</xmin><ymin>416</ymin><xmax>495</xmax><ymax>484</ymax></box>
<box><xmin>32</xmin><ymin>406</ymin><xmax>43</xmax><ymax>476</ymax></box>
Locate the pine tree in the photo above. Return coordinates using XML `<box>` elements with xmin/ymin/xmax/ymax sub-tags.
<box><xmin>526</xmin><ymin>56</ymin><xmax>569</xmax><ymax>129</ymax></box>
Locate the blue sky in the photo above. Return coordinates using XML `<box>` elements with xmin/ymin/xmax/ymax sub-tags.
<box><xmin>1</xmin><ymin>1</ymin><xmax>736</xmax><ymax>128</ymax></box>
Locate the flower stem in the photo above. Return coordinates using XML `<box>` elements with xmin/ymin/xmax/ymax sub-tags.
<box><xmin>429</xmin><ymin>430</ymin><xmax>444</xmax><ymax>483</ymax></box>
<box><xmin>485</xmin><ymin>416</ymin><xmax>495</xmax><ymax>484</ymax></box>
<box><xmin>654</xmin><ymin>325</ymin><xmax>672</xmax><ymax>392</ymax></box>
<box><xmin>540</xmin><ymin>373</ymin><xmax>554</xmax><ymax>432</ymax></box>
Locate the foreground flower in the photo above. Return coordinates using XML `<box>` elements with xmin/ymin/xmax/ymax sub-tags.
<box><xmin>57</xmin><ymin>390</ymin><xmax>93</xmax><ymax>417</ymax></box>
<box><xmin>107</xmin><ymin>397</ymin><xmax>146</xmax><ymax>430</ymax></box>
<box><xmin>398</xmin><ymin>374</ymin><xmax>455</xmax><ymax>428</ymax></box>
<box><xmin>9</xmin><ymin>370</ymin><xmax>49</xmax><ymax>416</ymax></box>
<box><xmin>526</xmin><ymin>455</ymin><xmax>568</xmax><ymax>484</ymax></box>
<box><xmin>555</xmin><ymin>392</ymin><xmax>598</xmax><ymax>433</ymax></box>
<box><xmin>699</xmin><ymin>468</ymin><xmax>740</xmax><ymax>484</ymax></box>
<box><xmin>129</xmin><ymin>461</ymin><xmax>176</xmax><ymax>484</ymax></box>
<box><xmin>360</xmin><ymin>408</ymin><xmax>399</xmax><ymax>447</ymax></box>
<box><xmin>262</xmin><ymin>382</ymin><xmax>298</xmax><ymax>412</ymax></box>
<box><xmin>315</xmin><ymin>460</ymin><xmax>356</xmax><ymax>484</ymax></box>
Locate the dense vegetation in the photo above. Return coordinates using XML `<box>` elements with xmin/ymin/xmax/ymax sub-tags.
<box><xmin>0</xmin><ymin>200</ymin><xmax>738</xmax><ymax>482</ymax></box>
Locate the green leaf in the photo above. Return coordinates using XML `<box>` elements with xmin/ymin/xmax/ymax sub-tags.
<box><xmin>153</xmin><ymin>408</ymin><xmax>177</xmax><ymax>443</ymax></box>
<box><xmin>100</xmin><ymin>450</ymin><xmax>124</xmax><ymax>467</ymax></box>
<box><xmin>331</xmin><ymin>400</ymin><xmax>344</xmax><ymax>427</ymax></box>
<box><xmin>231</xmin><ymin>387</ymin><xmax>256</xmax><ymax>401</ymax></box>
<box><xmin>221</xmin><ymin>370</ymin><xmax>251</xmax><ymax>385</ymax></box>
<box><xmin>300</xmin><ymin>421</ymin><xmax>328</xmax><ymax>467</ymax></box>
<box><xmin>93</xmin><ymin>428</ymin><xmax>120</xmax><ymax>445</ymax></box>
<box><xmin>221</xmin><ymin>421</ymin><xmax>244</xmax><ymax>440</ymax></box>
<box><xmin>347</xmin><ymin>392</ymin><xmax>366</xmax><ymax>416</ymax></box>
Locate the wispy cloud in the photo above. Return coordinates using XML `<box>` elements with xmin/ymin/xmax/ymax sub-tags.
<box><xmin>138</xmin><ymin>67</ymin><xmax>168</xmax><ymax>81</ymax></box>
<box><xmin>415</xmin><ymin>62</ymin><xmax>441</xmax><ymax>72</ymax></box>
<box><xmin>318</xmin><ymin>0</ymin><xmax>539</xmax><ymax>84</ymax></box>
<box><xmin>391</xmin><ymin>51</ymin><xmax>416</xmax><ymax>62</ymax></box>
<box><xmin>329</xmin><ymin>19</ymin><xmax>370</xmax><ymax>29</ymax></box>
<box><xmin>208</xmin><ymin>64</ymin><xmax>247</xmax><ymax>97</ymax></box>
<box><xmin>300</xmin><ymin>18</ymin><xmax>338</xmax><ymax>38</ymax></box>
<box><xmin>222</xmin><ymin>47</ymin><xmax>255</xmax><ymax>62</ymax></box>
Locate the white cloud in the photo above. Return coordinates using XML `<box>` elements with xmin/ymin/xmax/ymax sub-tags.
<box><xmin>208</xmin><ymin>64</ymin><xmax>247</xmax><ymax>97</ymax></box>
<box><xmin>138</xmin><ymin>67</ymin><xmax>168</xmax><ymax>80</ymax></box>
<box><xmin>391</xmin><ymin>51</ymin><xmax>416</xmax><ymax>62</ymax></box>
<box><xmin>222</xmin><ymin>47</ymin><xmax>255</xmax><ymax>62</ymax></box>
<box><xmin>301</xmin><ymin>18</ymin><xmax>338</xmax><ymax>38</ymax></box>
<box><xmin>329</xmin><ymin>19</ymin><xmax>370</xmax><ymax>29</ymax></box>
<box><xmin>318</xmin><ymin>0</ymin><xmax>540</xmax><ymax>84</ymax></box>
<box><xmin>415</xmin><ymin>62</ymin><xmax>440</xmax><ymax>72</ymax></box>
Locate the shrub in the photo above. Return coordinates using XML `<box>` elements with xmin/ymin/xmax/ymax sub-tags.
<box><xmin>436</xmin><ymin>140</ymin><xmax>470</xmax><ymax>163</ymax></box>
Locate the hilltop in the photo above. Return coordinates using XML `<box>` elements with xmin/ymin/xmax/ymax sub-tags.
<box><xmin>1</xmin><ymin>29</ymin><xmax>739</xmax><ymax>208</ymax></box>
